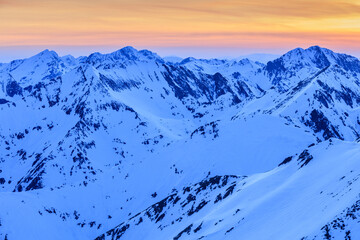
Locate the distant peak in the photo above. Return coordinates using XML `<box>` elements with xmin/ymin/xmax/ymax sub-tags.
<box><xmin>237</xmin><ymin>58</ymin><xmax>252</xmax><ymax>64</ymax></box>
<box><xmin>33</xmin><ymin>49</ymin><xmax>59</xmax><ymax>60</ymax></box>
<box><xmin>306</xmin><ymin>45</ymin><xmax>335</xmax><ymax>53</ymax></box>
<box><xmin>285</xmin><ymin>47</ymin><xmax>305</xmax><ymax>56</ymax></box>
<box><xmin>179</xmin><ymin>57</ymin><xmax>197</xmax><ymax>64</ymax></box>
<box><xmin>111</xmin><ymin>46</ymin><xmax>138</xmax><ymax>57</ymax></box>
<box><xmin>84</xmin><ymin>46</ymin><xmax>163</xmax><ymax>64</ymax></box>
<box><xmin>163</xmin><ymin>56</ymin><xmax>183</xmax><ymax>63</ymax></box>
<box><xmin>307</xmin><ymin>45</ymin><xmax>322</xmax><ymax>51</ymax></box>
<box><xmin>61</xmin><ymin>54</ymin><xmax>75</xmax><ymax>59</ymax></box>
<box><xmin>266</xmin><ymin>45</ymin><xmax>360</xmax><ymax>75</ymax></box>
<box><xmin>281</xmin><ymin>46</ymin><xmax>332</xmax><ymax>60</ymax></box>
<box><xmin>40</xmin><ymin>49</ymin><xmax>57</xmax><ymax>56</ymax></box>
<box><xmin>120</xmin><ymin>46</ymin><xmax>137</xmax><ymax>52</ymax></box>
<box><xmin>40</xmin><ymin>49</ymin><xmax>50</xmax><ymax>54</ymax></box>
<box><xmin>88</xmin><ymin>52</ymin><xmax>102</xmax><ymax>58</ymax></box>
<box><xmin>138</xmin><ymin>49</ymin><xmax>156</xmax><ymax>56</ymax></box>
<box><xmin>60</xmin><ymin>54</ymin><xmax>77</xmax><ymax>66</ymax></box>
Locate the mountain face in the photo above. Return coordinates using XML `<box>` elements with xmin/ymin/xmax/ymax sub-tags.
<box><xmin>1</xmin><ymin>46</ymin><xmax>360</xmax><ymax>240</ymax></box>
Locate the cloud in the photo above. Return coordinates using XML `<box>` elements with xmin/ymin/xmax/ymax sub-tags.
<box><xmin>1</xmin><ymin>0</ymin><xmax>360</xmax><ymax>53</ymax></box>
<box><xmin>0</xmin><ymin>0</ymin><xmax>12</xmax><ymax>7</ymax></box>
<box><xmin>145</xmin><ymin>0</ymin><xmax>360</xmax><ymax>19</ymax></box>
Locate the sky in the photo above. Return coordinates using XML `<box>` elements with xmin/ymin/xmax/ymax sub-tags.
<box><xmin>0</xmin><ymin>0</ymin><xmax>360</xmax><ymax>61</ymax></box>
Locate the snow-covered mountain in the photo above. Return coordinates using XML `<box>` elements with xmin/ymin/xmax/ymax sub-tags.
<box><xmin>1</xmin><ymin>46</ymin><xmax>360</xmax><ymax>240</ymax></box>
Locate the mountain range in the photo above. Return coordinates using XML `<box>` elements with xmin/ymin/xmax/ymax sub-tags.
<box><xmin>1</xmin><ymin>46</ymin><xmax>360</xmax><ymax>240</ymax></box>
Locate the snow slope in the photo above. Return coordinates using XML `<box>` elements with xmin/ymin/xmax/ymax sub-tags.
<box><xmin>1</xmin><ymin>46</ymin><xmax>360</xmax><ymax>240</ymax></box>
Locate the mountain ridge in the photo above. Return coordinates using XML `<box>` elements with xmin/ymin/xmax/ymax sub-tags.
<box><xmin>1</xmin><ymin>45</ymin><xmax>360</xmax><ymax>240</ymax></box>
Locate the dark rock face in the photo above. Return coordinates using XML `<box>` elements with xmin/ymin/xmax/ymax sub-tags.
<box><xmin>212</xmin><ymin>73</ymin><xmax>232</xmax><ymax>99</ymax></box>
<box><xmin>304</xmin><ymin>110</ymin><xmax>342</xmax><ymax>140</ymax></box>
<box><xmin>278</xmin><ymin>156</ymin><xmax>293</xmax><ymax>166</ymax></box>
<box><xmin>235</xmin><ymin>81</ymin><xmax>253</xmax><ymax>99</ymax></box>
<box><xmin>161</xmin><ymin>64</ymin><xmax>246</xmax><ymax>105</ymax></box>
<box><xmin>191</xmin><ymin>121</ymin><xmax>219</xmax><ymax>139</ymax></box>
<box><xmin>162</xmin><ymin>64</ymin><xmax>199</xmax><ymax>100</ymax></box>
<box><xmin>266</xmin><ymin>58</ymin><xmax>286</xmax><ymax>83</ymax></box>
<box><xmin>297</xmin><ymin>150</ymin><xmax>314</xmax><ymax>168</ymax></box>
<box><xmin>0</xmin><ymin>98</ymin><xmax>9</xmax><ymax>104</ymax></box>
<box><xmin>99</xmin><ymin>73</ymin><xmax>139</xmax><ymax>91</ymax></box>
<box><xmin>173</xmin><ymin>224</ymin><xmax>193</xmax><ymax>240</ymax></box>
<box><xmin>309</xmin><ymin>46</ymin><xmax>331</xmax><ymax>69</ymax></box>
<box><xmin>332</xmin><ymin>53</ymin><xmax>360</xmax><ymax>73</ymax></box>
<box><xmin>6</xmin><ymin>80</ymin><xmax>22</xmax><ymax>97</ymax></box>
<box><xmin>316</xmin><ymin>79</ymin><xmax>360</xmax><ymax>108</ymax></box>
<box><xmin>313</xmin><ymin>90</ymin><xmax>333</xmax><ymax>108</ymax></box>
<box><xmin>309</xmin><ymin>198</ymin><xmax>360</xmax><ymax>240</ymax></box>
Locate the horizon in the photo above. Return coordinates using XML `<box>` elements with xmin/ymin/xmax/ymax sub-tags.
<box><xmin>0</xmin><ymin>44</ymin><xmax>359</xmax><ymax>63</ymax></box>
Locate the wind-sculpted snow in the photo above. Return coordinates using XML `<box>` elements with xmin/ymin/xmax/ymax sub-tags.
<box><xmin>1</xmin><ymin>46</ymin><xmax>360</xmax><ymax>239</ymax></box>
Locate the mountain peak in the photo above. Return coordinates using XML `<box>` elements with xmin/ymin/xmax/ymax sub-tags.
<box><xmin>120</xmin><ymin>46</ymin><xmax>137</xmax><ymax>53</ymax></box>
<box><xmin>108</xmin><ymin>46</ymin><xmax>138</xmax><ymax>61</ymax></box>
<box><xmin>283</xmin><ymin>46</ymin><xmax>333</xmax><ymax>58</ymax></box>
<box><xmin>271</xmin><ymin>45</ymin><xmax>334</xmax><ymax>70</ymax></box>
<box><xmin>34</xmin><ymin>49</ymin><xmax>59</xmax><ymax>60</ymax></box>
<box><xmin>237</xmin><ymin>58</ymin><xmax>252</xmax><ymax>65</ymax></box>
<box><xmin>85</xmin><ymin>46</ymin><xmax>163</xmax><ymax>64</ymax></box>
<box><xmin>163</xmin><ymin>56</ymin><xmax>183</xmax><ymax>64</ymax></box>
<box><xmin>116</xmin><ymin>46</ymin><xmax>138</xmax><ymax>56</ymax></box>
<box><xmin>306</xmin><ymin>45</ymin><xmax>323</xmax><ymax>52</ymax></box>
<box><xmin>179</xmin><ymin>57</ymin><xmax>197</xmax><ymax>64</ymax></box>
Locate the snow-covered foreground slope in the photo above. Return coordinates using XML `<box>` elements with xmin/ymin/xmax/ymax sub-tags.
<box><xmin>97</xmin><ymin>140</ymin><xmax>360</xmax><ymax>240</ymax></box>
<box><xmin>1</xmin><ymin>46</ymin><xmax>360</xmax><ymax>239</ymax></box>
<box><xmin>2</xmin><ymin>139</ymin><xmax>360</xmax><ymax>240</ymax></box>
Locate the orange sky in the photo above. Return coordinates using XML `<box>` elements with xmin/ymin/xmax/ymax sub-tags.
<box><xmin>1</xmin><ymin>0</ymin><xmax>360</xmax><ymax>60</ymax></box>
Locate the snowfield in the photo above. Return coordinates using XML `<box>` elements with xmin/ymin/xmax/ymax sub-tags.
<box><xmin>1</xmin><ymin>46</ymin><xmax>360</xmax><ymax>240</ymax></box>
